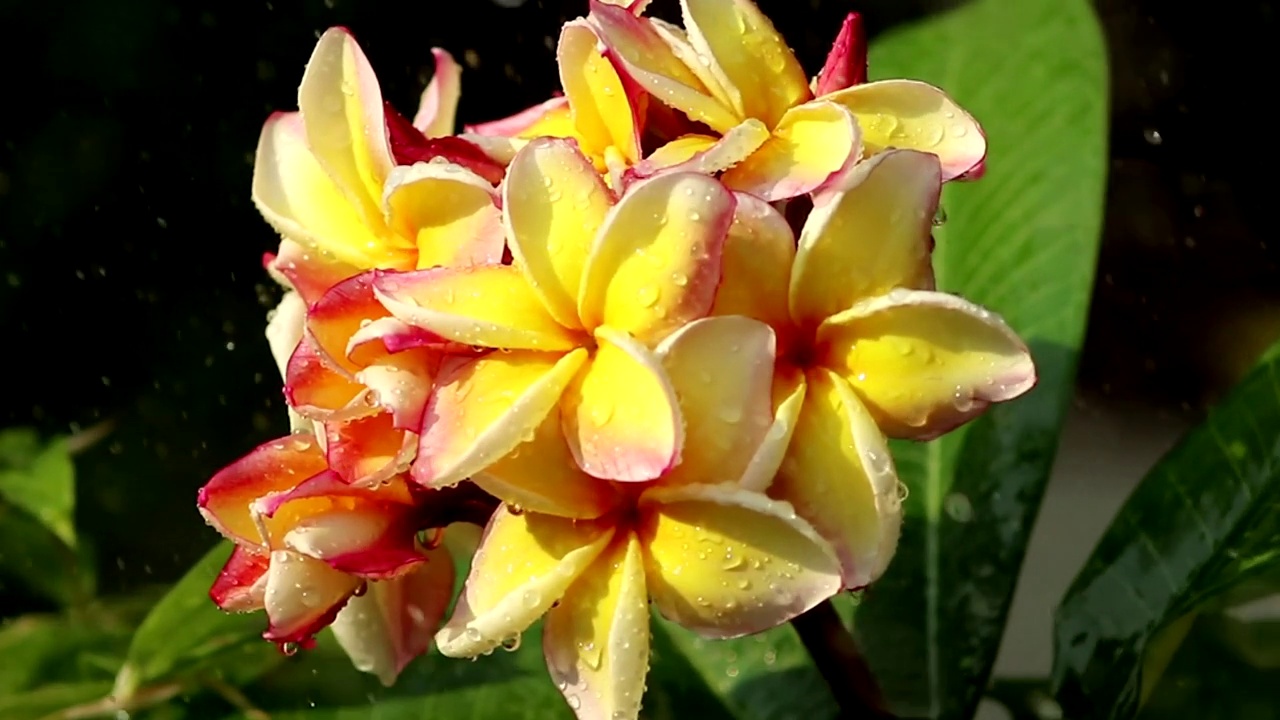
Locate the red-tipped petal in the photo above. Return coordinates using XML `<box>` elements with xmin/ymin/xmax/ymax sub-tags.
<box><xmin>325</xmin><ymin>412</ymin><xmax>418</xmax><ymax>487</ymax></box>
<box><xmin>197</xmin><ymin>434</ymin><xmax>328</xmax><ymax>547</ymax></box>
<box><xmin>210</xmin><ymin>546</ymin><xmax>270</xmax><ymax>612</ymax></box>
<box><xmin>284</xmin><ymin>336</ymin><xmax>374</xmax><ymax>421</ymax></box>
<box><xmin>386</xmin><ymin>102</ymin><xmax>506</xmax><ymax>185</ymax></box>
<box><xmin>814</xmin><ymin>13</ymin><xmax>866</xmax><ymax>96</ymax></box>
<box><xmin>266</xmin><ymin>239</ymin><xmax>362</xmax><ymax>306</ymax></box>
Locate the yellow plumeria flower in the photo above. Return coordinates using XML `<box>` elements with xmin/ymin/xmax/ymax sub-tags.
<box><xmin>711</xmin><ymin>148</ymin><xmax>1035</xmax><ymax>587</ymax></box>
<box><xmin>588</xmin><ymin>0</ymin><xmax>986</xmax><ymax>200</ymax></box>
<box><xmin>435</xmin><ymin>316</ymin><xmax>842</xmax><ymax>720</ymax></box>
<box><xmin>372</xmin><ymin>137</ymin><xmax>736</xmax><ymax>484</ymax></box>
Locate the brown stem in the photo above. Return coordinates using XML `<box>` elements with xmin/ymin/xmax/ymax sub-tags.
<box><xmin>791</xmin><ymin>598</ymin><xmax>895</xmax><ymax>719</ymax></box>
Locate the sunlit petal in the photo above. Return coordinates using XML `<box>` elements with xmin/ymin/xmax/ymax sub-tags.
<box><xmin>560</xmin><ymin>20</ymin><xmax>643</xmax><ymax>164</ymax></box>
<box><xmin>709</xmin><ymin>192</ymin><xmax>794</xmax><ymax>333</ymax></box>
<box><xmin>382</xmin><ymin>162</ymin><xmax>505</xmax><ymax>270</ymax></box>
<box><xmin>356</xmin><ymin>349</ymin><xmax>437</xmax><ymax>431</ymax></box>
<box><xmin>284</xmin><ymin>336</ymin><xmax>376</xmax><ymax>421</ymax></box>
<box><xmin>266</xmin><ymin>290</ymin><xmax>307</xmax><ymax>382</ymax></box>
<box><xmin>721</xmin><ymin>100</ymin><xmax>860</xmax><ymax>201</ymax></box>
<box><xmin>413</xmin><ymin>48</ymin><xmax>463</xmax><ymax>137</ymax></box>
<box><xmin>324</xmin><ymin>412</ymin><xmax>417</xmax><ymax>486</ymax></box>
<box><xmin>265</xmin><ymin>238</ymin><xmax>361</xmax><ymax>305</ymax></box>
<box><xmin>210</xmin><ymin>546</ymin><xmax>270</xmax><ymax>613</ymax></box>
<box><xmin>263</xmin><ymin>549</ymin><xmax>361</xmax><ymax>643</ymax></box>
<box><xmin>198</xmin><ymin>434</ymin><xmax>327</xmax><ymax>547</ymax></box>
<box><xmin>629</xmin><ymin>121</ymin><xmax>770</xmax><ymax>181</ymax></box>
<box><xmin>308</xmin><ymin>271</ymin><xmax>388</xmax><ymax>374</ymax></box>
<box><xmin>282</xmin><ymin>497</ymin><xmax>425</xmax><ymax>580</ymax></box>
<box><xmin>466</xmin><ymin>96</ymin><xmax>575</xmax><ymax>139</ymax></box>
<box><xmin>649</xmin><ymin>17</ymin><xmax>742</xmax><ymax>117</ymax></box>
<box><xmin>739</xmin><ymin>364</ymin><xmax>806</xmax><ymax>493</ymax></box>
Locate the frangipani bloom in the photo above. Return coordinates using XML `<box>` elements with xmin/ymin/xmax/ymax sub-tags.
<box><xmin>435</xmin><ymin>316</ymin><xmax>842</xmax><ymax>720</ymax></box>
<box><xmin>372</xmin><ymin>137</ymin><xmax>736</xmax><ymax>484</ymax></box>
<box><xmin>712</xmin><ymin>148</ymin><xmax>1035</xmax><ymax>587</ymax></box>
<box><xmin>588</xmin><ymin>0</ymin><xmax>986</xmax><ymax>200</ymax></box>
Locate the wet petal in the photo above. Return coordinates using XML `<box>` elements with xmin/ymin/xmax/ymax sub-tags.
<box><xmin>266</xmin><ymin>290</ymin><xmax>307</xmax><ymax>382</ymax></box>
<box><xmin>790</xmin><ymin>149</ymin><xmax>941</xmax><ymax>329</ymax></box>
<box><xmin>325</xmin><ymin>413</ymin><xmax>417</xmax><ymax>486</ymax></box>
<box><xmin>198</xmin><ymin>434</ymin><xmax>327</xmax><ymax>547</ymax></box>
<box><xmin>655</xmin><ymin>317</ymin><xmax>776</xmax><ymax>486</ymax></box>
<box><xmin>562</xmin><ymin>328</ymin><xmax>681</xmax><ymax>482</ymax></box>
<box><xmin>818</xmin><ymin>290</ymin><xmax>1036</xmax><ymax>440</ymax></box>
<box><xmin>505</xmin><ymin>138</ymin><xmax>614</xmax><ymax>330</ymax></box>
<box><xmin>210</xmin><ymin>546</ymin><xmax>270</xmax><ymax>612</ymax></box>
<box><xmin>413</xmin><ymin>48</ymin><xmax>463</xmax><ymax>137</ymax></box>
<box><xmin>721</xmin><ymin>100</ymin><xmax>860</xmax><ymax>201</ymax></box>
<box><xmin>373</xmin><ymin>266</ymin><xmax>582</xmax><ymax>351</ymax></box>
<box><xmin>282</xmin><ymin>498</ymin><xmax>425</xmax><ymax>579</ymax></box>
<box><xmin>649</xmin><ymin>17</ymin><xmax>742</xmax><ymax>117</ymax></box>
<box><xmin>436</xmin><ymin>507</ymin><xmax>614</xmax><ymax>657</ymax></box>
<box><xmin>739</xmin><ymin>366</ymin><xmax>806</xmax><ymax>492</ymax></box>
<box><xmin>382</xmin><ymin>162</ymin><xmax>505</xmax><ymax>270</ymax></box>
<box><xmin>332</xmin><ymin>544</ymin><xmax>456</xmax><ymax>686</ymax></box>
<box><xmin>356</xmin><ymin>349</ymin><xmax>437</xmax><ymax>431</ymax></box>
<box><xmin>824</xmin><ymin>79</ymin><xmax>986</xmax><ymax>181</ymax></box>
<box><xmin>770</xmin><ymin>370</ymin><xmax>901</xmax><ymax>587</ymax></box>
<box><xmin>308</xmin><ymin>271</ymin><xmax>388</xmax><ymax>374</ymax></box>
<box><xmin>263</xmin><ymin>549</ymin><xmax>361</xmax><ymax>643</ymax></box>
<box><xmin>265</xmin><ymin>238</ymin><xmax>361</xmax><ymax>305</ymax></box>
<box><xmin>346</xmin><ymin>317</ymin><xmax>449</xmax><ymax>359</ymax></box>
<box><xmin>560</xmin><ymin>21</ymin><xmax>643</xmax><ymax>164</ymax></box>
<box><xmin>466</xmin><ymin>96</ymin><xmax>575</xmax><ymax>139</ymax></box>
<box><xmin>629</xmin><ymin>120</ymin><xmax>770</xmax><ymax>181</ymax></box>
<box><xmin>709</xmin><ymin>192</ymin><xmax>795</xmax><ymax>333</ymax></box>
<box><xmin>638</xmin><ymin>483</ymin><xmax>841</xmax><ymax>637</ymax></box>
<box><xmin>544</xmin><ymin>534</ymin><xmax>649</xmax><ymax>720</ymax></box>
<box><xmin>680</xmin><ymin>0</ymin><xmax>812</xmax><ymax>128</ymax></box>
<box><xmin>812</xmin><ymin>12</ymin><xmax>866</xmax><ymax>96</ymax></box>
<box><xmin>284</xmin><ymin>336</ymin><xmax>376</xmax><ymax>421</ymax></box>
<box><xmin>579</xmin><ymin>172</ymin><xmax>733</xmax><ymax>342</ymax></box>
<box><xmin>415</xmin><ymin>349</ymin><xmax>589</xmax><ymax>488</ymax></box>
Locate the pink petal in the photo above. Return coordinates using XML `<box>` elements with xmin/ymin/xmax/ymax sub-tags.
<box><xmin>412</xmin><ymin>48</ymin><xmax>463</xmax><ymax>137</ymax></box>
<box><xmin>386</xmin><ymin>101</ymin><xmax>506</xmax><ymax>185</ymax></box>
<box><xmin>210</xmin><ymin>546</ymin><xmax>270</xmax><ymax>612</ymax></box>
<box><xmin>813</xmin><ymin>13</ymin><xmax>866</xmax><ymax>96</ymax></box>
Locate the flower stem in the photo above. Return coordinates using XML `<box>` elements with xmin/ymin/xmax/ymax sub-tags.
<box><xmin>791</xmin><ymin>598</ymin><xmax>894</xmax><ymax>719</ymax></box>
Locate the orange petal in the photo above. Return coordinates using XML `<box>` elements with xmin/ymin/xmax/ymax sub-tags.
<box><xmin>284</xmin><ymin>336</ymin><xmax>374</xmax><ymax>421</ymax></box>
<box><xmin>198</xmin><ymin>434</ymin><xmax>327</xmax><ymax>547</ymax></box>
<box><xmin>308</xmin><ymin>271</ymin><xmax>389</xmax><ymax>374</ymax></box>
<box><xmin>325</xmin><ymin>412</ymin><xmax>417</xmax><ymax>486</ymax></box>
<box><xmin>265</xmin><ymin>238</ymin><xmax>361</xmax><ymax>305</ymax></box>
<box><xmin>210</xmin><ymin>546</ymin><xmax>270</xmax><ymax>613</ymax></box>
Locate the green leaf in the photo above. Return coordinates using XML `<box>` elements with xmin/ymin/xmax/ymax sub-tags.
<box><xmin>851</xmin><ymin>0</ymin><xmax>1109</xmax><ymax>717</ymax></box>
<box><xmin>0</xmin><ymin>614</ymin><xmax>134</xmax><ymax>693</ymax></box>
<box><xmin>0</xmin><ymin>503</ymin><xmax>94</xmax><ymax>607</ymax></box>
<box><xmin>0</xmin><ymin>681</ymin><xmax>115</xmax><ymax>720</ymax></box>
<box><xmin>1051</xmin><ymin>348</ymin><xmax>1280</xmax><ymax>718</ymax></box>
<box><xmin>0</xmin><ymin>428</ymin><xmax>77</xmax><ymax>548</ymax></box>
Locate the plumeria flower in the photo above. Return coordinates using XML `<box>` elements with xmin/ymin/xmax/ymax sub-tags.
<box><xmin>371</xmin><ymin>137</ymin><xmax>735</xmax><ymax>484</ymax></box>
<box><xmin>199</xmin><ymin>434</ymin><xmax>456</xmax><ymax>684</ymax></box>
<box><xmin>710</xmin><ymin>149</ymin><xmax>1035</xmax><ymax>587</ymax></box>
<box><xmin>435</xmin><ymin>316</ymin><xmax>842</xmax><ymax>720</ymax></box>
<box><xmin>587</xmin><ymin>0</ymin><xmax>985</xmax><ymax>200</ymax></box>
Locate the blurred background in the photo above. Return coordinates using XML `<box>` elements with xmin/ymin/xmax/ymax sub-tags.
<box><xmin>0</xmin><ymin>0</ymin><xmax>1276</xmax><ymax>698</ymax></box>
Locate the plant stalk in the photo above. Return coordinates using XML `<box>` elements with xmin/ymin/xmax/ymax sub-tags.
<box><xmin>791</xmin><ymin>598</ymin><xmax>894</xmax><ymax>719</ymax></box>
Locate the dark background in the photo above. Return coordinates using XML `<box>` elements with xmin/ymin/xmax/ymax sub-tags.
<box><xmin>0</xmin><ymin>0</ymin><xmax>1276</xmax><ymax>614</ymax></box>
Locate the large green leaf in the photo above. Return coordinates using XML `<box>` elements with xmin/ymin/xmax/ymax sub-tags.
<box><xmin>0</xmin><ymin>503</ymin><xmax>94</xmax><ymax>608</ymax></box>
<box><xmin>850</xmin><ymin>0</ymin><xmax>1109</xmax><ymax>717</ymax></box>
<box><xmin>0</xmin><ymin>428</ymin><xmax>77</xmax><ymax>548</ymax></box>
<box><xmin>1051</xmin><ymin>348</ymin><xmax>1280</xmax><ymax>718</ymax></box>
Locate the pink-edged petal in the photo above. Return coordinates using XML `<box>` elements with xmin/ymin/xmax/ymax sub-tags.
<box><xmin>356</xmin><ymin>348</ymin><xmax>437</xmax><ymax>431</ymax></box>
<box><xmin>709</xmin><ymin>192</ymin><xmax>795</xmax><ymax>334</ymax></box>
<box><xmin>823</xmin><ymin>79</ymin><xmax>986</xmax><ymax>181</ymax></box>
<box><xmin>562</xmin><ymin>327</ymin><xmax>682</xmax><ymax>483</ymax></box>
<box><xmin>436</xmin><ymin>507</ymin><xmax>615</xmax><ymax>657</ymax></box>
<box><xmin>284</xmin><ymin>335</ymin><xmax>377</xmax><ymax>421</ymax></box>
<box><xmin>790</xmin><ymin>149</ymin><xmax>941</xmax><ymax>329</ymax></box>
<box><xmin>413</xmin><ymin>48</ymin><xmax>463</xmax><ymax>137</ymax></box>
<box><xmin>654</xmin><ymin>317</ymin><xmax>776</xmax><ymax>486</ymax></box>
<box><xmin>813</xmin><ymin>12</ymin><xmax>866</xmax><ymax>96</ymax></box>
<box><xmin>347</xmin><ymin>317</ymin><xmax>450</xmax><ymax>359</ymax></box>
<box><xmin>415</xmin><ymin>349</ymin><xmax>589</xmax><ymax>487</ymax></box>
<box><xmin>374</xmin><ymin>266</ymin><xmax>583</xmax><ymax>351</ymax></box>
<box><xmin>210</xmin><ymin>545</ymin><xmax>270</xmax><ymax>612</ymax></box>
<box><xmin>739</xmin><ymin>366</ymin><xmax>807</xmax><ymax>493</ymax></box>
<box><xmin>282</xmin><ymin>503</ymin><xmax>425</xmax><ymax>580</ymax></box>
<box><xmin>817</xmin><ymin>290</ymin><xmax>1036</xmax><ymax>440</ymax></box>
<box><xmin>266</xmin><ymin>290</ymin><xmax>307</xmax><ymax>382</ymax></box>
<box><xmin>382</xmin><ymin>162</ymin><xmax>505</xmax><ymax>270</ymax></box>
<box><xmin>386</xmin><ymin>102</ymin><xmax>506</xmax><ymax>185</ymax></box>
<box><xmin>721</xmin><ymin>100</ymin><xmax>861</xmax><ymax>202</ymax></box>
<box><xmin>197</xmin><ymin>434</ymin><xmax>327</xmax><ymax>547</ymax></box>
<box><xmin>579</xmin><ymin>171</ymin><xmax>734</xmax><ymax>343</ymax></box>
<box><xmin>771</xmin><ymin>369</ymin><xmax>901</xmax><ymax>588</ymax></box>
<box><xmin>324</xmin><ymin>412</ymin><xmax>417</xmax><ymax>486</ymax></box>
<box><xmin>308</xmin><ymin>271</ymin><xmax>389</xmax><ymax>374</ymax></box>
<box><xmin>331</xmin><ymin>543</ymin><xmax>456</xmax><ymax>686</ymax></box>
<box><xmin>504</xmin><ymin>138</ymin><xmax>615</xmax><ymax>330</ymax></box>
<box><xmin>627</xmin><ymin>120</ymin><xmax>770</xmax><ymax>183</ymax></box>
<box><xmin>544</xmin><ymin>533</ymin><xmax>649</xmax><ymax>720</ymax></box>
<box><xmin>649</xmin><ymin>17</ymin><xmax>742</xmax><ymax>117</ymax></box>
<box><xmin>457</xmin><ymin>132</ymin><xmax>525</xmax><ymax>166</ymax></box>
<box><xmin>465</xmin><ymin>95</ymin><xmax>575</xmax><ymax>138</ymax></box>
<box><xmin>263</xmin><ymin>549</ymin><xmax>361</xmax><ymax>643</ymax></box>
<box><xmin>559</xmin><ymin>20</ymin><xmax>644</xmax><ymax>164</ymax></box>
<box><xmin>638</xmin><ymin>483</ymin><xmax>841</xmax><ymax>637</ymax></box>
<box><xmin>265</xmin><ymin>238</ymin><xmax>361</xmax><ymax>305</ymax></box>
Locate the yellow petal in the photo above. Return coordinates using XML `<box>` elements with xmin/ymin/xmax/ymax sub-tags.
<box><xmin>544</xmin><ymin>534</ymin><xmax>650</xmax><ymax>720</ymax></box>
<box><xmin>655</xmin><ymin>317</ymin><xmax>776</xmax><ymax>486</ymax></box>
<box><xmin>721</xmin><ymin>100</ymin><xmax>860</xmax><ymax>201</ymax></box>
<box><xmin>297</xmin><ymin>28</ymin><xmax>393</xmax><ymax>226</ymax></box>
<box><xmin>505</xmin><ymin>138</ymin><xmax>615</xmax><ymax>330</ymax></box>
<box><xmin>638</xmin><ymin>483</ymin><xmax>841</xmax><ymax>637</ymax></box>
<box><xmin>824</xmin><ymin>79</ymin><xmax>986</xmax><ymax>181</ymax></box>
<box><xmin>790</xmin><ymin>149</ymin><xmax>941</xmax><ymax>329</ymax></box>
<box><xmin>739</xmin><ymin>366</ymin><xmax>807</xmax><ymax>493</ymax></box>
<box><xmin>381</xmin><ymin>162</ymin><xmax>505</xmax><ymax>269</ymax></box>
<box><xmin>709</xmin><ymin>191</ymin><xmax>794</xmax><ymax>333</ymax></box>
<box><xmin>560</xmin><ymin>21</ymin><xmax>642</xmax><ymax>164</ymax></box>
<box><xmin>633</xmin><ymin>121</ymin><xmax>770</xmax><ymax>179</ymax></box>
<box><xmin>435</xmin><ymin>507</ymin><xmax>614</xmax><ymax>657</ymax></box>
<box><xmin>770</xmin><ymin>370</ymin><xmax>901</xmax><ymax>588</ymax></box>
<box><xmin>649</xmin><ymin>17</ymin><xmax>742</xmax><ymax>117</ymax></box>
<box><xmin>562</xmin><ymin>327</ymin><xmax>682</xmax><ymax>483</ymax></box>
<box><xmin>579</xmin><ymin>172</ymin><xmax>734</xmax><ymax>343</ymax></box>
<box><xmin>415</xmin><ymin>349</ymin><xmax>588</xmax><ymax>487</ymax></box>
<box><xmin>413</xmin><ymin>48</ymin><xmax>462</xmax><ymax>137</ymax></box>
<box><xmin>373</xmin><ymin>265</ymin><xmax>583</xmax><ymax>351</ymax></box>
<box><xmin>817</xmin><ymin>290</ymin><xmax>1036</xmax><ymax>440</ymax></box>
<box><xmin>680</xmin><ymin>0</ymin><xmax>812</xmax><ymax>128</ymax></box>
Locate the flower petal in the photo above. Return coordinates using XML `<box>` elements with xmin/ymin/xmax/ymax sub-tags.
<box><xmin>721</xmin><ymin>100</ymin><xmax>861</xmax><ymax>201</ymax></box>
<box><xmin>709</xmin><ymin>192</ymin><xmax>794</xmax><ymax>333</ymax></box>
<box><xmin>466</xmin><ymin>96</ymin><xmax>575</xmax><ymax>138</ymax></box>
<box><xmin>210</xmin><ymin>546</ymin><xmax>270</xmax><ymax>612</ymax></box>
<box><xmin>790</xmin><ymin>149</ymin><xmax>941</xmax><ymax>329</ymax></box>
<box><xmin>544</xmin><ymin>533</ymin><xmax>649</xmax><ymax>720</ymax></box>
<box><xmin>813</xmin><ymin>12</ymin><xmax>866</xmax><ymax>96</ymax></box>
<box><xmin>817</xmin><ymin>290</ymin><xmax>1036</xmax><ymax>439</ymax></box>
<box><xmin>198</xmin><ymin>434</ymin><xmax>327</xmax><ymax>547</ymax></box>
<box><xmin>628</xmin><ymin>120</ymin><xmax>770</xmax><ymax>182</ymax></box>
<box><xmin>739</xmin><ymin>366</ymin><xmax>806</xmax><ymax>493</ymax></box>
<box><xmin>638</xmin><ymin>483</ymin><xmax>841</xmax><ymax>637</ymax></box>
<box><xmin>435</xmin><ymin>507</ymin><xmax>614</xmax><ymax>657</ymax></box>
<box><xmin>266</xmin><ymin>290</ymin><xmax>307</xmax><ymax>382</ymax></box>
<box><xmin>649</xmin><ymin>17</ymin><xmax>742</xmax><ymax>118</ymax></box>
<box><xmin>263</xmin><ymin>549</ymin><xmax>361</xmax><ymax>643</ymax></box>
<box><xmin>824</xmin><ymin>79</ymin><xmax>986</xmax><ymax>181</ymax></box>
<box><xmin>505</xmin><ymin>138</ymin><xmax>614</xmax><ymax>330</ymax></box>
<box><xmin>770</xmin><ymin>369</ymin><xmax>901</xmax><ymax>588</ymax></box>
<box><xmin>266</xmin><ymin>238</ymin><xmax>361</xmax><ymax>305</ymax></box>
<box><xmin>308</xmin><ymin>271</ymin><xmax>389</xmax><ymax>374</ymax></box>
<box><xmin>414</xmin><ymin>48</ymin><xmax>463</xmax><ymax>137</ymax></box>
<box><xmin>382</xmin><ymin>162</ymin><xmax>505</xmax><ymax>270</ymax></box>
<box><xmin>332</xmin><ymin>543</ymin><xmax>456</xmax><ymax>686</ymax></box>
<box><xmin>284</xmin><ymin>336</ymin><xmax>374</xmax><ymax>420</ymax></box>
<box><xmin>373</xmin><ymin>266</ymin><xmax>582</xmax><ymax>351</ymax></box>
<box><xmin>346</xmin><ymin>317</ymin><xmax>449</xmax><ymax>359</ymax></box>
<box><xmin>282</xmin><ymin>498</ymin><xmax>425</xmax><ymax>580</ymax></box>
<box><xmin>324</xmin><ymin>412</ymin><xmax>417</xmax><ymax>486</ymax></box>
<box><xmin>680</xmin><ymin>0</ymin><xmax>812</xmax><ymax>128</ymax></box>
<box><xmin>562</xmin><ymin>327</ymin><xmax>681</xmax><ymax>482</ymax></box>
<box><xmin>356</xmin><ymin>349</ymin><xmax>437</xmax><ymax>431</ymax></box>
<box><xmin>560</xmin><ymin>21</ymin><xmax>643</xmax><ymax>164</ymax></box>
<box><xmin>579</xmin><ymin>172</ymin><xmax>733</xmax><ymax>342</ymax></box>
<box><xmin>415</xmin><ymin>349</ymin><xmax>589</xmax><ymax>487</ymax></box>
<box><xmin>655</xmin><ymin>317</ymin><xmax>776</xmax><ymax>486</ymax></box>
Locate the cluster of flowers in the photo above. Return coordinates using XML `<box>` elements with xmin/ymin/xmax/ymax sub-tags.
<box><xmin>197</xmin><ymin>1</ymin><xmax>1034</xmax><ymax>717</ymax></box>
